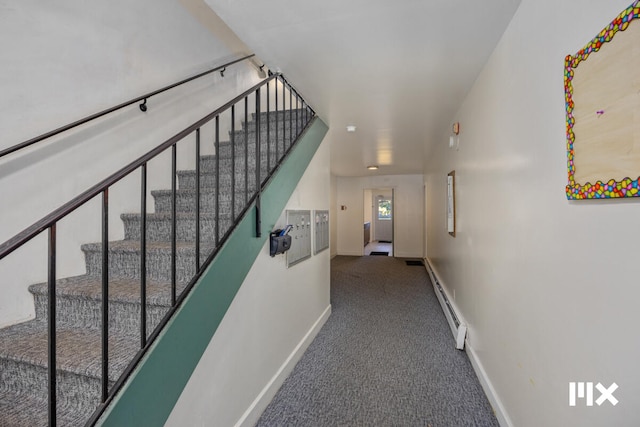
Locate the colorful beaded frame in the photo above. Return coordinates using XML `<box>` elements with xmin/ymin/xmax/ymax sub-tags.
<box><xmin>564</xmin><ymin>1</ymin><xmax>640</xmax><ymax>200</ymax></box>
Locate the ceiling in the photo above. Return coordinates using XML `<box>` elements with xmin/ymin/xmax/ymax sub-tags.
<box><xmin>205</xmin><ymin>0</ymin><xmax>521</xmax><ymax>177</ymax></box>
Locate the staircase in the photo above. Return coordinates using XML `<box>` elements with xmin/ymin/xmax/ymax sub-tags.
<box><xmin>0</xmin><ymin>107</ymin><xmax>310</xmax><ymax>426</ymax></box>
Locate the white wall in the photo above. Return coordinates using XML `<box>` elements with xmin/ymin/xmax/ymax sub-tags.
<box><xmin>336</xmin><ymin>175</ymin><xmax>423</xmax><ymax>258</ymax></box>
<box><xmin>425</xmin><ymin>1</ymin><xmax>640</xmax><ymax>425</ymax></box>
<box><xmin>363</xmin><ymin>189</ymin><xmax>373</xmax><ymax>226</ymax></box>
<box><xmin>166</xmin><ymin>136</ymin><xmax>331</xmax><ymax>427</ymax></box>
<box><xmin>0</xmin><ymin>0</ymin><xmax>262</xmax><ymax>326</ymax></box>
<box><xmin>330</xmin><ymin>174</ymin><xmax>338</xmax><ymax>258</ymax></box>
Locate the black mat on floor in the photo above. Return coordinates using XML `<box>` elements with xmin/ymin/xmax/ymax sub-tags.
<box><xmin>370</xmin><ymin>251</ymin><xmax>389</xmax><ymax>256</ymax></box>
<box><xmin>406</xmin><ymin>260</ymin><xmax>424</xmax><ymax>266</ymax></box>
<box><xmin>378</xmin><ymin>240</ymin><xmax>392</xmax><ymax>243</ymax></box>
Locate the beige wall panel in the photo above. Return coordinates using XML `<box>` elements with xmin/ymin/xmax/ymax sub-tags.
<box><xmin>572</xmin><ymin>21</ymin><xmax>640</xmax><ymax>184</ymax></box>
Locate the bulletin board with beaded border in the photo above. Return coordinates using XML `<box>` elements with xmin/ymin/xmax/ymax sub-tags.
<box><xmin>565</xmin><ymin>1</ymin><xmax>640</xmax><ymax>200</ymax></box>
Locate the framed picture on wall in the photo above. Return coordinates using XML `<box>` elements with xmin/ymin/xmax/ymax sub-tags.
<box><xmin>447</xmin><ymin>171</ymin><xmax>455</xmax><ymax>237</ymax></box>
<box><xmin>564</xmin><ymin>3</ymin><xmax>640</xmax><ymax>200</ymax></box>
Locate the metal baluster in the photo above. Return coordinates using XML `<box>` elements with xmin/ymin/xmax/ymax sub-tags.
<box><xmin>231</xmin><ymin>105</ymin><xmax>236</xmax><ymax>220</ymax></box>
<box><xmin>266</xmin><ymin>81</ymin><xmax>271</xmax><ymax>174</ymax></box>
<box><xmin>254</xmin><ymin>90</ymin><xmax>259</xmax><ymax>192</ymax></box>
<box><xmin>244</xmin><ymin>97</ymin><xmax>249</xmax><ymax>204</ymax></box>
<box><xmin>282</xmin><ymin>78</ymin><xmax>286</xmax><ymax>161</ymax></box>
<box><xmin>195</xmin><ymin>129</ymin><xmax>201</xmax><ymax>271</ymax></box>
<box><xmin>289</xmin><ymin>84</ymin><xmax>292</xmax><ymax>150</ymax></box>
<box><xmin>255</xmin><ymin>88</ymin><xmax>261</xmax><ymax>238</ymax></box>
<box><xmin>215</xmin><ymin>116</ymin><xmax>220</xmax><ymax>246</ymax></box>
<box><xmin>140</xmin><ymin>165</ymin><xmax>147</xmax><ymax>347</ymax></box>
<box><xmin>47</xmin><ymin>224</ymin><xmax>57</xmax><ymax>427</ymax></box>
<box><xmin>171</xmin><ymin>145</ymin><xmax>177</xmax><ymax>306</ymax></box>
<box><xmin>275</xmin><ymin>79</ymin><xmax>279</xmax><ymax>165</ymax></box>
<box><xmin>101</xmin><ymin>189</ymin><xmax>109</xmax><ymax>402</ymax></box>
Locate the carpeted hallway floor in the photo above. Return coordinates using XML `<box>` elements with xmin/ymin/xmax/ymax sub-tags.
<box><xmin>256</xmin><ymin>256</ymin><xmax>498</xmax><ymax>427</ymax></box>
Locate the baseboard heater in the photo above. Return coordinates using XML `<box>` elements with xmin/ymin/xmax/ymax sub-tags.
<box><xmin>424</xmin><ymin>259</ymin><xmax>467</xmax><ymax>350</ymax></box>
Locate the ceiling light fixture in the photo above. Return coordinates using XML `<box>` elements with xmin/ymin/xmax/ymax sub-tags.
<box><xmin>367</xmin><ymin>165</ymin><xmax>379</xmax><ymax>170</ymax></box>
<box><xmin>346</xmin><ymin>125</ymin><xmax>357</xmax><ymax>132</ymax></box>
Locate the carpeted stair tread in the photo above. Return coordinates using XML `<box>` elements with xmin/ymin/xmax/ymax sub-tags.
<box><xmin>81</xmin><ymin>239</ymin><xmax>213</xmax><ymax>253</ymax></box>
<box><xmin>176</xmin><ymin>169</ymin><xmax>240</xmax><ymax>179</ymax></box>
<box><xmin>120</xmin><ymin>211</ymin><xmax>232</xmax><ymax>243</ymax></box>
<box><xmin>0</xmin><ymin>389</ymin><xmax>88</xmax><ymax>427</ymax></box>
<box><xmin>81</xmin><ymin>239</ymin><xmax>213</xmax><ymax>284</ymax></box>
<box><xmin>29</xmin><ymin>276</ymin><xmax>176</xmax><ymax>307</ymax></box>
<box><xmin>150</xmin><ymin>187</ymin><xmax>249</xmax><ymax>197</ymax></box>
<box><xmin>150</xmin><ymin>186</ymin><xmax>260</xmax><ymax>200</ymax></box>
<box><xmin>120</xmin><ymin>212</ymin><xmax>231</xmax><ymax>221</ymax></box>
<box><xmin>251</xmin><ymin>108</ymin><xmax>307</xmax><ymax>120</ymax></box>
<box><xmin>0</xmin><ymin>320</ymin><xmax>137</xmax><ymax>382</ymax></box>
<box><xmin>176</xmin><ymin>170</ymin><xmax>234</xmax><ymax>190</ymax></box>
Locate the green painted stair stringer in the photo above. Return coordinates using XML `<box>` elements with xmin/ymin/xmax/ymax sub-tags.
<box><xmin>97</xmin><ymin>117</ymin><xmax>328</xmax><ymax>426</ymax></box>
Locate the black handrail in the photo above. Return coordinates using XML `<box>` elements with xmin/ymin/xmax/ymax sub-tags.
<box><xmin>0</xmin><ymin>53</ymin><xmax>255</xmax><ymax>160</ymax></box>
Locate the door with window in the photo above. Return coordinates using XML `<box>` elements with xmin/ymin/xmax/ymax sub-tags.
<box><xmin>374</xmin><ymin>193</ymin><xmax>393</xmax><ymax>242</ymax></box>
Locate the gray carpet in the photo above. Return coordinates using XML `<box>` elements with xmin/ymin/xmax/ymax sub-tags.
<box><xmin>256</xmin><ymin>256</ymin><xmax>498</xmax><ymax>427</ymax></box>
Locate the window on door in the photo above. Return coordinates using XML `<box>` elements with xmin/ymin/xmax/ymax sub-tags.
<box><xmin>378</xmin><ymin>199</ymin><xmax>392</xmax><ymax>220</ymax></box>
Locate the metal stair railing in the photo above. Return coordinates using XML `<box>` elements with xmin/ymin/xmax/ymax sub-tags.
<box><xmin>0</xmin><ymin>71</ymin><xmax>315</xmax><ymax>426</ymax></box>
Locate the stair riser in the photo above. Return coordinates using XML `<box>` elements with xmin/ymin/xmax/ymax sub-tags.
<box><xmin>216</xmin><ymin>141</ymin><xmax>289</xmax><ymax>157</ymax></box>
<box><xmin>243</xmin><ymin>113</ymin><xmax>306</xmax><ymax>129</ymax></box>
<box><xmin>178</xmin><ymin>166</ymin><xmax>279</xmax><ymax>190</ymax></box>
<box><xmin>221</xmin><ymin>138</ymin><xmax>291</xmax><ymax>165</ymax></box>
<box><xmin>152</xmin><ymin>192</ymin><xmax>253</xmax><ymax>215</ymax></box>
<box><xmin>229</xmin><ymin>121</ymin><xmax>304</xmax><ymax>143</ymax></box>
<box><xmin>212</xmin><ymin>139</ymin><xmax>286</xmax><ymax>163</ymax></box>
<box><xmin>218</xmin><ymin>122</ymin><xmax>304</xmax><ymax>149</ymax></box>
<box><xmin>122</xmin><ymin>216</ymin><xmax>233</xmax><ymax>242</ymax></box>
<box><xmin>177</xmin><ymin>171</ymin><xmax>230</xmax><ymax>190</ymax></box>
<box><xmin>83</xmin><ymin>246</ymin><xmax>209</xmax><ymax>284</ymax></box>
<box><xmin>252</xmin><ymin>109</ymin><xmax>310</xmax><ymax>121</ymax></box>
<box><xmin>0</xmin><ymin>357</ymin><xmax>107</xmax><ymax>418</ymax></box>
<box><xmin>195</xmin><ymin>166</ymin><xmax>275</xmax><ymax>187</ymax></box>
<box><xmin>33</xmin><ymin>295</ymin><xmax>169</xmax><ymax>336</ymax></box>
<box><xmin>200</xmin><ymin>153</ymin><xmax>272</xmax><ymax>175</ymax></box>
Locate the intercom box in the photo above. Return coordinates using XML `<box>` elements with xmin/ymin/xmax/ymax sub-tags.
<box><xmin>269</xmin><ymin>230</ymin><xmax>292</xmax><ymax>257</ymax></box>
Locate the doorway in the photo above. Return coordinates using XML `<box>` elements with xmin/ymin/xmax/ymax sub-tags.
<box><xmin>363</xmin><ymin>188</ymin><xmax>394</xmax><ymax>256</ymax></box>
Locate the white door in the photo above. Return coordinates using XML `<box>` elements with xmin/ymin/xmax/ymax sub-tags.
<box><xmin>374</xmin><ymin>193</ymin><xmax>393</xmax><ymax>242</ymax></box>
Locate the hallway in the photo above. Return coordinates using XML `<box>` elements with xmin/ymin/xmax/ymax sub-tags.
<box><xmin>257</xmin><ymin>256</ymin><xmax>497</xmax><ymax>426</ymax></box>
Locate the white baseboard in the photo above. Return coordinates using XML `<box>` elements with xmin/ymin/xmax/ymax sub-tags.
<box><xmin>423</xmin><ymin>258</ymin><xmax>466</xmax><ymax>350</ymax></box>
<box><xmin>394</xmin><ymin>251</ymin><xmax>423</xmax><ymax>258</ymax></box>
<box><xmin>234</xmin><ymin>304</ymin><xmax>332</xmax><ymax>427</ymax></box>
<box><xmin>464</xmin><ymin>337</ymin><xmax>513</xmax><ymax>426</ymax></box>
<box><xmin>425</xmin><ymin>257</ymin><xmax>510</xmax><ymax>426</ymax></box>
